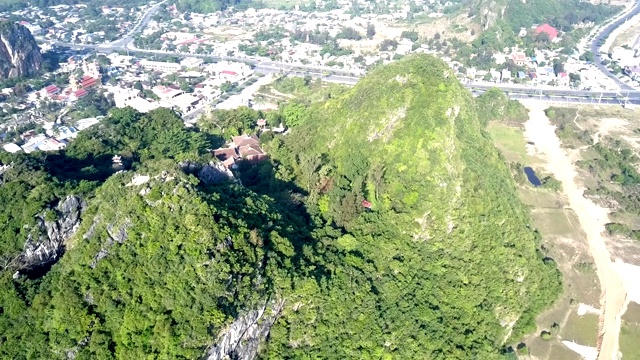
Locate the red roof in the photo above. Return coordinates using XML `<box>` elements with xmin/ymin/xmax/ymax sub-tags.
<box><xmin>81</xmin><ymin>76</ymin><xmax>98</xmax><ymax>88</ymax></box>
<box><xmin>361</xmin><ymin>200</ymin><xmax>372</xmax><ymax>209</ymax></box>
<box><xmin>45</xmin><ymin>85</ymin><xmax>60</xmax><ymax>94</ymax></box>
<box><xmin>511</xmin><ymin>53</ymin><xmax>527</xmax><ymax>62</ymax></box>
<box><xmin>221</xmin><ymin>70</ymin><xmax>238</xmax><ymax>76</ymax></box>
<box><xmin>74</xmin><ymin>89</ymin><xmax>88</xmax><ymax>98</ymax></box>
<box><xmin>535</xmin><ymin>24</ymin><xmax>558</xmax><ymax>40</ymax></box>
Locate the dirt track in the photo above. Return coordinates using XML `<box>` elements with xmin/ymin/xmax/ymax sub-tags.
<box><xmin>521</xmin><ymin>102</ymin><xmax>627</xmax><ymax>360</ymax></box>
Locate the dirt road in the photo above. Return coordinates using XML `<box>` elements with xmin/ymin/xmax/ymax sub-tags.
<box><xmin>521</xmin><ymin>102</ymin><xmax>627</xmax><ymax>360</ymax></box>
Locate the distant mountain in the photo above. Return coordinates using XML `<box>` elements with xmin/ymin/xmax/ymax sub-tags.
<box><xmin>0</xmin><ymin>21</ymin><xmax>42</xmax><ymax>79</ymax></box>
<box><xmin>468</xmin><ymin>0</ymin><xmax>620</xmax><ymax>31</ymax></box>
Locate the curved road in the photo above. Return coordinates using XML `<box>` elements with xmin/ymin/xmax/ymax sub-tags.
<box><xmin>108</xmin><ymin>0</ymin><xmax>167</xmax><ymax>48</ymax></box>
<box><xmin>590</xmin><ymin>0</ymin><xmax>640</xmax><ymax>91</ymax></box>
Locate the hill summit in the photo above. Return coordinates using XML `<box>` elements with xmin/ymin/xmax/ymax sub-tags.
<box><xmin>263</xmin><ymin>54</ymin><xmax>561</xmax><ymax>358</ymax></box>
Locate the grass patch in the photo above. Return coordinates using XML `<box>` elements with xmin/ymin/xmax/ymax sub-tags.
<box><xmin>487</xmin><ymin>122</ymin><xmax>530</xmax><ymax>163</ymax></box>
<box><xmin>621</xmin><ymin>300</ymin><xmax>640</xmax><ymax>359</ymax></box>
<box><xmin>258</xmin><ymin>76</ymin><xmax>348</xmax><ymax>105</ymax></box>
<box><xmin>549</xmin><ymin>343</ymin><xmax>583</xmax><ymax>360</ymax></box>
<box><xmin>620</xmin><ymin>322</ymin><xmax>640</xmax><ymax>360</ymax></box>
<box><xmin>562</xmin><ymin>312</ymin><xmax>599</xmax><ymax>347</ymax></box>
<box><xmin>623</xmin><ymin>302</ymin><xmax>640</xmax><ymax>323</ymax></box>
<box><xmin>529</xmin><ymin>209</ymin><xmax>578</xmax><ymax>237</ymax></box>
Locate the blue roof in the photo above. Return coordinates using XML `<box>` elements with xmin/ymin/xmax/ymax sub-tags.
<box><xmin>517</xmin><ymin>71</ymin><xmax>526</xmax><ymax>78</ymax></box>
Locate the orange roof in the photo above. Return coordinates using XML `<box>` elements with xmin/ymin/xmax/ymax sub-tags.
<box><xmin>535</xmin><ymin>24</ymin><xmax>558</xmax><ymax>40</ymax></box>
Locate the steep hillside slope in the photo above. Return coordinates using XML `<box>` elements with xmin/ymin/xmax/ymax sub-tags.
<box><xmin>0</xmin><ymin>167</ymin><xmax>303</xmax><ymax>359</ymax></box>
<box><xmin>262</xmin><ymin>54</ymin><xmax>561</xmax><ymax>358</ymax></box>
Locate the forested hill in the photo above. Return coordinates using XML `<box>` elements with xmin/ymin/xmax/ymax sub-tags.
<box><xmin>261</xmin><ymin>55</ymin><xmax>561</xmax><ymax>358</ymax></box>
<box><xmin>0</xmin><ymin>55</ymin><xmax>560</xmax><ymax>359</ymax></box>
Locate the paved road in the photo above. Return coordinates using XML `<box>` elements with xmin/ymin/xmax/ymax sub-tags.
<box><xmin>108</xmin><ymin>0</ymin><xmax>167</xmax><ymax>48</ymax></box>
<box><xmin>590</xmin><ymin>0</ymin><xmax>640</xmax><ymax>91</ymax></box>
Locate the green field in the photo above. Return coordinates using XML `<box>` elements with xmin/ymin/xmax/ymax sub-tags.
<box><xmin>562</xmin><ymin>312</ymin><xmax>599</xmax><ymax>347</ymax></box>
<box><xmin>621</xmin><ymin>303</ymin><xmax>640</xmax><ymax>360</ymax></box>
<box><xmin>487</xmin><ymin>122</ymin><xmax>531</xmax><ymax>163</ymax></box>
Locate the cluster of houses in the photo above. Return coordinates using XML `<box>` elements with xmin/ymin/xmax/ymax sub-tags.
<box><xmin>134</xmin><ymin>2</ymin><xmax>452</xmax><ymax>73</ymax></box>
<box><xmin>105</xmin><ymin>54</ymin><xmax>253</xmax><ymax>115</ymax></box>
<box><xmin>2</xmin><ymin>117</ymin><xmax>99</xmax><ymax>154</ymax></box>
<box><xmin>9</xmin><ymin>3</ymin><xmax>153</xmax><ymax>44</ymax></box>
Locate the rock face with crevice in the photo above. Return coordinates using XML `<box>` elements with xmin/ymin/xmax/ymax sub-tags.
<box><xmin>206</xmin><ymin>299</ymin><xmax>285</xmax><ymax>360</ymax></box>
<box><xmin>0</xmin><ymin>21</ymin><xmax>42</xmax><ymax>79</ymax></box>
<box><xmin>19</xmin><ymin>195</ymin><xmax>85</xmax><ymax>271</ymax></box>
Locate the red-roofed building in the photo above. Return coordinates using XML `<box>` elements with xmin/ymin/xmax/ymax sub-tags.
<box><xmin>80</xmin><ymin>76</ymin><xmax>98</xmax><ymax>89</ymax></box>
<box><xmin>535</xmin><ymin>24</ymin><xmax>558</xmax><ymax>41</ymax></box>
<box><xmin>511</xmin><ymin>52</ymin><xmax>528</xmax><ymax>66</ymax></box>
<box><xmin>44</xmin><ymin>85</ymin><xmax>60</xmax><ymax>97</ymax></box>
<box><xmin>73</xmin><ymin>89</ymin><xmax>88</xmax><ymax>99</ymax></box>
<box><xmin>221</xmin><ymin>70</ymin><xmax>238</xmax><ymax>76</ymax></box>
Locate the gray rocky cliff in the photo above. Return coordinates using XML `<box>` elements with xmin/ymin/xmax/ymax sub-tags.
<box><xmin>206</xmin><ymin>299</ymin><xmax>285</xmax><ymax>360</ymax></box>
<box><xmin>19</xmin><ymin>195</ymin><xmax>85</xmax><ymax>271</ymax></box>
<box><xmin>0</xmin><ymin>21</ymin><xmax>42</xmax><ymax>79</ymax></box>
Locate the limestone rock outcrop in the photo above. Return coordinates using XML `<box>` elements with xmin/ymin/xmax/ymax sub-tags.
<box><xmin>0</xmin><ymin>21</ymin><xmax>42</xmax><ymax>79</ymax></box>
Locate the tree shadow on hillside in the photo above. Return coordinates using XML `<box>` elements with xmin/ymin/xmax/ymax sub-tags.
<box><xmin>200</xmin><ymin>160</ymin><xmax>330</xmax><ymax>298</ymax></box>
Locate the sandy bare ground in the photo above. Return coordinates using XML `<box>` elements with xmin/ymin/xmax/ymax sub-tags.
<box><xmin>521</xmin><ymin>101</ymin><xmax>628</xmax><ymax>360</ymax></box>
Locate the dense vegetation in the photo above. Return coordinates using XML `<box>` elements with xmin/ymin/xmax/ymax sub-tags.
<box><xmin>258</xmin><ymin>55</ymin><xmax>561</xmax><ymax>357</ymax></box>
<box><xmin>501</xmin><ymin>0</ymin><xmax>618</xmax><ymax>33</ymax></box>
<box><xmin>0</xmin><ymin>55</ymin><xmax>560</xmax><ymax>359</ymax></box>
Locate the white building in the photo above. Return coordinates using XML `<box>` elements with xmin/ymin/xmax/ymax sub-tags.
<box><xmin>167</xmin><ymin>93</ymin><xmax>201</xmax><ymax>114</ymax></box>
<box><xmin>2</xmin><ymin>143</ymin><xmax>22</xmax><ymax>153</ymax></box>
<box><xmin>139</xmin><ymin>60</ymin><xmax>182</xmax><ymax>73</ymax></box>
